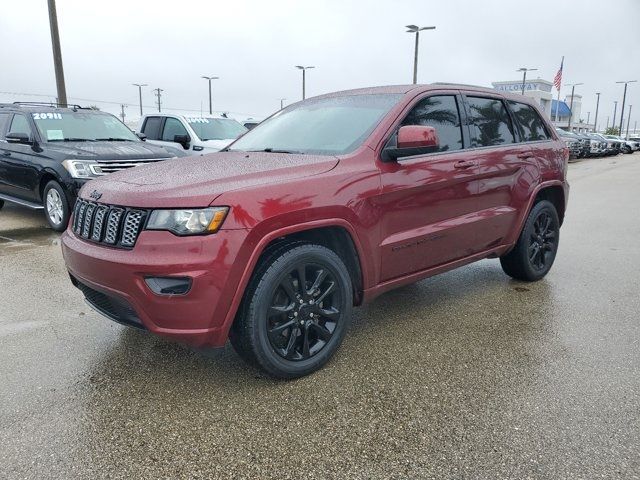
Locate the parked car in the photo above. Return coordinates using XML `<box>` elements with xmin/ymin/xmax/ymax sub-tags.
<box><xmin>62</xmin><ymin>84</ymin><xmax>569</xmax><ymax>378</ymax></box>
<box><xmin>139</xmin><ymin>114</ymin><xmax>247</xmax><ymax>154</ymax></box>
<box><xmin>591</xmin><ymin>133</ymin><xmax>618</xmax><ymax>156</ymax></box>
<box><xmin>555</xmin><ymin>128</ymin><xmax>582</xmax><ymax>158</ymax></box>
<box><xmin>0</xmin><ymin>103</ymin><xmax>180</xmax><ymax>230</ymax></box>
<box><xmin>603</xmin><ymin>135</ymin><xmax>624</xmax><ymax>155</ymax></box>
<box><xmin>584</xmin><ymin>133</ymin><xmax>607</xmax><ymax>156</ymax></box>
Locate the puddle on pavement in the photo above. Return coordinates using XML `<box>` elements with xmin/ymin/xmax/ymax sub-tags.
<box><xmin>0</xmin><ymin>227</ymin><xmax>60</xmax><ymax>254</ymax></box>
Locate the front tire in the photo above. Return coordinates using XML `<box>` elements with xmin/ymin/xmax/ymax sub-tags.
<box><xmin>500</xmin><ymin>200</ymin><xmax>560</xmax><ymax>282</ymax></box>
<box><xmin>230</xmin><ymin>243</ymin><xmax>353</xmax><ymax>379</ymax></box>
<box><xmin>43</xmin><ymin>180</ymin><xmax>70</xmax><ymax>232</ymax></box>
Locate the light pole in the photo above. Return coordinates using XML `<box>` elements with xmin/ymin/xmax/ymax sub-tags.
<box><xmin>625</xmin><ymin>105</ymin><xmax>632</xmax><ymax>140</ymax></box>
<box><xmin>295</xmin><ymin>66</ymin><xmax>315</xmax><ymax>100</ymax></box>
<box><xmin>612</xmin><ymin>101</ymin><xmax>618</xmax><ymax>133</ymax></box>
<box><xmin>280</xmin><ymin>98</ymin><xmax>286</xmax><ymax>110</ymax></box>
<box><xmin>132</xmin><ymin>83</ymin><xmax>147</xmax><ymax>116</ymax></box>
<box><xmin>593</xmin><ymin>92</ymin><xmax>601</xmax><ymax>132</ymax></box>
<box><xmin>566</xmin><ymin>82</ymin><xmax>583</xmax><ymax>130</ymax></box>
<box><xmin>154</xmin><ymin>88</ymin><xmax>163</xmax><ymax>112</ymax></box>
<box><xmin>586</xmin><ymin>112</ymin><xmax>590</xmax><ymax>125</ymax></box>
<box><xmin>201</xmin><ymin>76</ymin><xmax>219</xmax><ymax>115</ymax></box>
<box><xmin>616</xmin><ymin>80</ymin><xmax>637</xmax><ymax>136</ymax></box>
<box><xmin>406</xmin><ymin>25</ymin><xmax>436</xmax><ymax>84</ymax></box>
<box><xmin>47</xmin><ymin>0</ymin><xmax>67</xmax><ymax>106</ymax></box>
<box><xmin>517</xmin><ymin>68</ymin><xmax>537</xmax><ymax>95</ymax></box>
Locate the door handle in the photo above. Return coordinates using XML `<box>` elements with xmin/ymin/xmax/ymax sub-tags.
<box><xmin>454</xmin><ymin>160</ymin><xmax>476</xmax><ymax>169</ymax></box>
<box><xmin>517</xmin><ymin>152</ymin><xmax>534</xmax><ymax>159</ymax></box>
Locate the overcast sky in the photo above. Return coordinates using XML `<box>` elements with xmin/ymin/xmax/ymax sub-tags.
<box><xmin>1</xmin><ymin>0</ymin><xmax>639</xmax><ymax>128</ymax></box>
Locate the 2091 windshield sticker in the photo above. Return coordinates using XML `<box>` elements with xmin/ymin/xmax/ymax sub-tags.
<box><xmin>32</xmin><ymin>113</ymin><xmax>63</xmax><ymax>120</ymax></box>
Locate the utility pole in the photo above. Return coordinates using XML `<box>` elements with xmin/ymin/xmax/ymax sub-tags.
<box><xmin>566</xmin><ymin>83</ymin><xmax>583</xmax><ymax>130</ymax></box>
<box><xmin>612</xmin><ymin>101</ymin><xmax>618</xmax><ymax>133</ymax></box>
<box><xmin>517</xmin><ymin>68</ymin><xmax>537</xmax><ymax>95</ymax></box>
<box><xmin>201</xmin><ymin>76</ymin><xmax>219</xmax><ymax>115</ymax></box>
<box><xmin>616</xmin><ymin>80</ymin><xmax>637</xmax><ymax>136</ymax></box>
<box><xmin>132</xmin><ymin>83</ymin><xmax>147</xmax><ymax>116</ymax></box>
<box><xmin>154</xmin><ymin>88</ymin><xmax>163</xmax><ymax>112</ymax></box>
<box><xmin>586</xmin><ymin>111</ymin><xmax>590</xmax><ymax>126</ymax></box>
<box><xmin>606</xmin><ymin>116</ymin><xmax>609</xmax><ymax>131</ymax></box>
<box><xmin>295</xmin><ymin>66</ymin><xmax>315</xmax><ymax>100</ymax></box>
<box><xmin>120</xmin><ymin>104</ymin><xmax>126</xmax><ymax>123</ymax></box>
<box><xmin>593</xmin><ymin>92</ymin><xmax>601</xmax><ymax>132</ymax></box>
<box><xmin>406</xmin><ymin>25</ymin><xmax>436</xmax><ymax>84</ymax></box>
<box><xmin>280</xmin><ymin>98</ymin><xmax>286</xmax><ymax>110</ymax></box>
<box><xmin>47</xmin><ymin>0</ymin><xmax>67</xmax><ymax>106</ymax></box>
<box><xmin>625</xmin><ymin>105</ymin><xmax>632</xmax><ymax>140</ymax></box>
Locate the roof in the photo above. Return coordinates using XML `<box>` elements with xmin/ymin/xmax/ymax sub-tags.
<box><xmin>313</xmin><ymin>82</ymin><xmax>520</xmax><ymax>99</ymax></box>
<box><xmin>551</xmin><ymin>99</ymin><xmax>572</xmax><ymax>117</ymax></box>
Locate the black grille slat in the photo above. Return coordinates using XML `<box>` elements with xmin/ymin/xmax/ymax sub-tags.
<box><xmin>71</xmin><ymin>199</ymin><xmax>146</xmax><ymax>249</ymax></box>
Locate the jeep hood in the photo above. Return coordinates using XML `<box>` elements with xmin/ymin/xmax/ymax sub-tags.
<box><xmin>79</xmin><ymin>151</ymin><xmax>339</xmax><ymax>208</ymax></box>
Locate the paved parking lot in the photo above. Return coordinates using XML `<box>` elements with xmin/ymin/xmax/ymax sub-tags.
<box><xmin>1</xmin><ymin>154</ymin><xmax>639</xmax><ymax>479</ymax></box>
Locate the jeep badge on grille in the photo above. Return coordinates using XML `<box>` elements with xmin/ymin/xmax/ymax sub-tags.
<box><xmin>89</xmin><ymin>190</ymin><xmax>102</xmax><ymax>201</ymax></box>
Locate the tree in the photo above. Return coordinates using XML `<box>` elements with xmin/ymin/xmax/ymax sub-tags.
<box><xmin>604</xmin><ymin>126</ymin><xmax>620</xmax><ymax>136</ymax></box>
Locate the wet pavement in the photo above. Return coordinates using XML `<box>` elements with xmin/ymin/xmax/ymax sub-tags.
<box><xmin>1</xmin><ymin>154</ymin><xmax>639</xmax><ymax>479</ymax></box>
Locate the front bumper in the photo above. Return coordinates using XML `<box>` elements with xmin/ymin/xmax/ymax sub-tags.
<box><xmin>62</xmin><ymin>228</ymin><xmax>249</xmax><ymax>347</ymax></box>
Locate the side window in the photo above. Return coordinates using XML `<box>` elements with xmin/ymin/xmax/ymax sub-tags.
<box><xmin>161</xmin><ymin>118</ymin><xmax>188</xmax><ymax>141</ymax></box>
<box><xmin>141</xmin><ymin>116</ymin><xmax>162</xmax><ymax>140</ymax></box>
<box><xmin>508</xmin><ymin>101</ymin><xmax>551</xmax><ymax>141</ymax></box>
<box><xmin>8</xmin><ymin>114</ymin><xmax>33</xmax><ymax>138</ymax></box>
<box><xmin>0</xmin><ymin>113</ymin><xmax>10</xmax><ymax>136</ymax></box>
<box><xmin>401</xmin><ymin>95</ymin><xmax>463</xmax><ymax>152</ymax></box>
<box><xmin>465</xmin><ymin>96</ymin><xmax>515</xmax><ymax>147</ymax></box>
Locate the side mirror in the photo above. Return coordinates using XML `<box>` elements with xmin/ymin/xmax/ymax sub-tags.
<box><xmin>173</xmin><ymin>134</ymin><xmax>190</xmax><ymax>149</ymax></box>
<box><xmin>383</xmin><ymin>125</ymin><xmax>439</xmax><ymax>161</ymax></box>
<box><xmin>6</xmin><ymin>132</ymin><xmax>31</xmax><ymax>145</ymax></box>
<box><xmin>136</xmin><ymin>132</ymin><xmax>147</xmax><ymax>141</ymax></box>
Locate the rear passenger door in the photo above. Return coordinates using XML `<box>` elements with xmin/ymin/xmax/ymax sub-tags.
<box><xmin>461</xmin><ymin>94</ymin><xmax>537</xmax><ymax>251</ymax></box>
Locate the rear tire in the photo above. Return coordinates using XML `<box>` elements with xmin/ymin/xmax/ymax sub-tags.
<box><xmin>500</xmin><ymin>200</ymin><xmax>560</xmax><ymax>282</ymax></box>
<box><xmin>230</xmin><ymin>243</ymin><xmax>353</xmax><ymax>379</ymax></box>
<box><xmin>43</xmin><ymin>180</ymin><xmax>70</xmax><ymax>232</ymax></box>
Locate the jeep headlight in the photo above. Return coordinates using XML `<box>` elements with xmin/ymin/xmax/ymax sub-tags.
<box><xmin>146</xmin><ymin>207</ymin><xmax>229</xmax><ymax>235</ymax></box>
<box><xmin>62</xmin><ymin>159</ymin><xmax>102</xmax><ymax>178</ymax></box>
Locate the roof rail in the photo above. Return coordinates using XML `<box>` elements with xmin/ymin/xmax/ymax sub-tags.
<box><xmin>11</xmin><ymin>101</ymin><xmax>87</xmax><ymax>109</ymax></box>
<box><xmin>431</xmin><ymin>82</ymin><xmax>489</xmax><ymax>89</ymax></box>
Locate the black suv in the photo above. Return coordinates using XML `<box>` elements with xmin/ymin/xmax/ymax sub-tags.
<box><xmin>0</xmin><ymin>103</ymin><xmax>181</xmax><ymax>231</ymax></box>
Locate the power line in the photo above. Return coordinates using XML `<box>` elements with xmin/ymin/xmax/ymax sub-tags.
<box><xmin>0</xmin><ymin>90</ymin><xmax>258</xmax><ymax>118</ymax></box>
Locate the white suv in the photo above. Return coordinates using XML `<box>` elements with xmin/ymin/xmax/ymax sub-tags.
<box><xmin>138</xmin><ymin>114</ymin><xmax>247</xmax><ymax>154</ymax></box>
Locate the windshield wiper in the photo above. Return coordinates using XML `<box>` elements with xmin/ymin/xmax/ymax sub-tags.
<box><xmin>94</xmin><ymin>137</ymin><xmax>134</xmax><ymax>142</ymax></box>
<box><xmin>248</xmin><ymin>148</ymin><xmax>303</xmax><ymax>154</ymax></box>
<box><xmin>49</xmin><ymin>138</ymin><xmax>96</xmax><ymax>142</ymax></box>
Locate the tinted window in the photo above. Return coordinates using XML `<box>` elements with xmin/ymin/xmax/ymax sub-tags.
<box><xmin>8</xmin><ymin>114</ymin><xmax>32</xmax><ymax>138</ymax></box>
<box><xmin>142</xmin><ymin>116</ymin><xmax>162</xmax><ymax>140</ymax></box>
<box><xmin>509</xmin><ymin>101</ymin><xmax>551</xmax><ymax>141</ymax></box>
<box><xmin>0</xmin><ymin>113</ymin><xmax>9</xmax><ymax>135</ymax></box>
<box><xmin>466</xmin><ymin>96</ymin><xmax>515</xmax><ymax>147</ymax></box>
<box><xmin>187</xmin><ymin>117</ymin><xmax>247</xmax><ymax>141</ymax></box>
<box><xmin>161</xmin><ymin>118</ymin><xmax>188</xmax><ymax>141</ymax></box>
<box><xmin>401</xmin><ymin>95</ymin><xmax>463</xmax><ymax>152</ymax></box>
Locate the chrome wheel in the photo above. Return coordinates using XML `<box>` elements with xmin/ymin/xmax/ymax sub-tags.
<box><xmin>46</xmin><ymin>188</ymin><xmax>64</xmax><ymax>225</ymax></box>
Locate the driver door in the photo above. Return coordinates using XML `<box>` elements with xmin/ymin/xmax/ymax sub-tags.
<box><xmin>377</xmin><ymin>93</ymin><xmax>483</xmax><ymax>281</ymax></box>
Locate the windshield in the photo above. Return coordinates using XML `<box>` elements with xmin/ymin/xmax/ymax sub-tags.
<box><xmin>228</xmin><ymin>94</ymin><xmax>403</xmax><ymax>155</ymax></box>
<box><xmin>32</xmin><ymin>111</ymin><xmax>138</xmax><ymax>142</ymax></box>
<box><xmin>187</xmin><ymin>117</ymin><xmax>247</xmax><ymax>141</ymax></box>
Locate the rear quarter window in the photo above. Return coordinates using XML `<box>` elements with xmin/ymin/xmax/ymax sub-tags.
<box><xmin>508</xmin><ymin>101</ymin><xmax>551</xmax><ymax>141</ymax></box>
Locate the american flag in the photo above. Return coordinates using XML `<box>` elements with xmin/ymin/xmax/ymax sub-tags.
<box><xmin>553</xmin><ymin>57</ymin><xmax>564</xmax><ymax>91</ymax></box>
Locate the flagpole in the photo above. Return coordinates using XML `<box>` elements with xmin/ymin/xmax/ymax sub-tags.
<box><xmin>555</xmin><ymin>56</ymin><xmax>564</xmax><ymax>124</ymax></box>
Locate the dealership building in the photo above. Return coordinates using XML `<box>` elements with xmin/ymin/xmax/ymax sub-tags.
<box><xmin>492</xmin><ymin>78</ymin><xmax>594</xmax><ymax>132</ymax></box>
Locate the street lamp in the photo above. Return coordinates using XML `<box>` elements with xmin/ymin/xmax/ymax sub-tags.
<box><xmin>612</xmin><ymin>101</ymin><xmax>618</xmax><ymax>133</ymax></box>
<box><xmin>517</xmin><ymin>68</ymin><xmax>537</xmax><ymax>95</ymax></box>
<box><xmin>593</xmin><ymin>92</ymin><xmax>601</xmax><ymax>133</ymax></box>
<box><xmin>406</xmin><ymin>25</ymin><xmax>436</xmax><ymax>84</ymax></box>
<box><xmin>615</xmin><ymin>80</ymin><xmax>637</xmax><ymax>135</ymax></box>
<box><xmin>295</xmin><ymin>66</ymin><xmax>315</xmax><ymax>100</ymax></box>
<box><xmin>625</xmin><ymin>105</ymin><xmax>632</xmax><ymax>140</ymax></box>
<box><xmin>565</xmin><ymin>82</ymin><xmax>583</xmax><ymax>130</ymax></box>
<box><xmin>201</xmin><ymin>76</ymin><xmax>219</xmax><ymax>115</ymax></box>
<box><xmin>132</xmin><ymin>83</ymin><xmax>147</xmax><ymax>116</ymax></box>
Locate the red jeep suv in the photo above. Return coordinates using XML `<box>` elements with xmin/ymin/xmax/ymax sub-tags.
<box><xmin>62</xmin><ymin>84</ymin><xmax>569</xmax><ymax>378</ymax></box>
